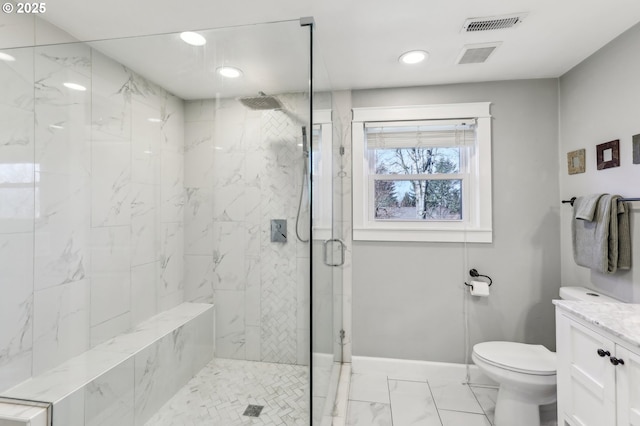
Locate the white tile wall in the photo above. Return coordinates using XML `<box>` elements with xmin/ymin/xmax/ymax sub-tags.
<box><xmin>84</xmin><ymin>358</ymin><xmax>135</xmax><ymax>426</ymax></box>
<box><xmin>183</xmin><ymin>95</ymin><xmax>310</xmax><ymax>365</ymax></box>
<box><xmin>32</xmin><ymin>280</ymin><xmax>91</xmax><ymax>375</ymax></box>
<box><xmin>183</xmin><ymin>255</ymin><xmax>215</xmax><ymax>303</ymax></box>
<box><xmin>0</xmin><ymin>42</ymin><xmax>185</xmax><ymax>392</ymax></box>
<box><xmin>183</xmin><ymin>187</ymin><xmax>214</xmax><ymax>255</ymax></box>
<box><xmin>213</xmin><ymin>289</ymin><xmax>246</xmax><ymax>359</ymax></box>
<box><xmin>0</xmin><ymin>234</ymin><xmax>33</xmax><ymax>389</ymax></box>
<box><xmin>131</xmin><ymin>263</ymin><xmax>158</xmax><ymax>326</ymax></box>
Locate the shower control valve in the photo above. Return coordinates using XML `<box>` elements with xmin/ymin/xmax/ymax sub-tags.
<box><xmin>270</xmin><ymin>219</ymin><xmax>287</xmax><ymax>243</ymax></box>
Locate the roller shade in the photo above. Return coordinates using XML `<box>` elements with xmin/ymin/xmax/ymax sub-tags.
<box><xmin>365</xmin><ymin>119</ymin><xmax>476</xmax><ymax>149</ymax></box>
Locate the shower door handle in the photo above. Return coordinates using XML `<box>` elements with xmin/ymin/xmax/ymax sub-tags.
<box><xmin>323</xmin><ymin>239</ymin><xmax>345</xmax><ymax>267</ymax></box>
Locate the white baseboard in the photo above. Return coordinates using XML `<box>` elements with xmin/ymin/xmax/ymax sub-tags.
<box><xmin>350</xmin><ymin>356</ymin><xmax>496</xmax><ymax>386</ymax></box>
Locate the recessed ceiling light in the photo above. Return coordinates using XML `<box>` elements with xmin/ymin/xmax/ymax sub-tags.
<box><xmin>0</xmin><ymin>52</ymin><xmax>16</xmax><ymax>62</ymax></box>
<box><xmin>399</xmin><ymin>50</ymin><xmax>429</xmax><ymax>65</ymax></box>
<box><xmin>180</xmin><ymin>31</ymin><xmax>207</xmax><ymax>46</ymax></box>
<box><xmin>216</xmin><ymin>66</ymin><xmax>243</xmax><ymax>78</ymax></box>
<box><xmin>147</xmin><ymin>118</ymin><xmax>163</xmax><ymax>123</ymax></box>
<box><xmin>49</xmin><ymin>124</ymin><xmax>64</xmax><ymax>130</ymax></box>
<box><xmin>63</xmin><ymin>82</ymin><xmax>87</xmax><ymax>91</ymax></box>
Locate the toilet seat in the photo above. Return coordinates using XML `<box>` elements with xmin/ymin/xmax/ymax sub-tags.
<box><xmin>473</xmin><ymin>341</ymin><xmax>556</xmax><ymax>376</ymax></box>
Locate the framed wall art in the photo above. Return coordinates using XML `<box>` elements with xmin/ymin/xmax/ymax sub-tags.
<box><xmin>567</xmin><ymin>149</ymin><xmax>585</xmax><ymax>174</ymax></box>
<box><xmin>596</xmin><ymin>140</ymin><xmax>620</xmax><ymax>170</ymax></box>
<box><xmin>633</xmin><ymin>133</ymin><xmax>640</xmax><ymax>164</ymax></box>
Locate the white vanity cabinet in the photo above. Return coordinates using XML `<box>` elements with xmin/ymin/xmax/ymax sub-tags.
<box><xmin>556</xmin><ymin>306</ymin><xmax>640</xmax><ymax>426</ymax></box>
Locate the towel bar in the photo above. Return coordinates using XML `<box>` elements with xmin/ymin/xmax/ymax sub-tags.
<box><xmin>562</xmin><ymin>197</ymin><xmax>640</xmax><ymax>206</ymax></box>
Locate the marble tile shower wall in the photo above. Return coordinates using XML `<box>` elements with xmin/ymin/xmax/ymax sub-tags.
<box><xmin>183</xmin><ymin>96</ymin><xmax>310</xmax><ymax>365</ymax></box>
<box><xmin>0</xmin><ymin>43</ymin><xmax>185</xmax><ymax>392</ymax></box>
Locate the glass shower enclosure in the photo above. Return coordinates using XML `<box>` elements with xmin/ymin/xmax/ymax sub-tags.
<box><xmin>0</xmin><ymin>15</ymin><xmax>342</xmax><ymax>425</ymax></box>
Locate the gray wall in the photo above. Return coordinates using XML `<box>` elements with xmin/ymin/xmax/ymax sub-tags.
<box><xmin>559</xmin><ymin>22</ymin><xmax>640</xmax><ymax>302</ymax></box>
<box><xmin>350</xmin><ymin>80</ymin><xmax>561</xmax><ymax>363</ymax></box>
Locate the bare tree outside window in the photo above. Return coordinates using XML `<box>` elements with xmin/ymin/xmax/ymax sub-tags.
<box><xmin>374</xmin><ymin>163</ymin><xmax>398</xmax><ymax>219</ymax></box>
<box><xmin>374</xmin><ymin>147</ymin><xmax>462</xmax><ymax>220</ymax></box>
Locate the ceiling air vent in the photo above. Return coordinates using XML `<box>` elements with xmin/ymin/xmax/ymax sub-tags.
<box><xmin>456</xmin><ymin>42</ymin><xmax>502</xmax><ymax>65</ymax></box>
<box><xmin>462</xmin><ymin>13</ymin><xmax>527</xmax><ymax>32</ymax></box>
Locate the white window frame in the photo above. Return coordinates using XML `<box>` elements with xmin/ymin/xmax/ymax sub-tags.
<box><xmin>352</xmin><ymin>102</ymin><xmax>492</xmax><ymax>243</ymax></box>
<box><xmin>311</xmin><ymin>109</ymin><xmax>333</xmax><ymax>241</ymax></box>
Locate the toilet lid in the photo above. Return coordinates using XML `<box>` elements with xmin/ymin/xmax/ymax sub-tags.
<box><xmin>473</xmin><ymin>341</ymin><xmax>556</xmax><ymax>376</ymax></box>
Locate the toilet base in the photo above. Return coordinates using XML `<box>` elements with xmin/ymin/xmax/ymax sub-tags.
<box><xmin>494</xmin><ymin>385</ymin><xmax>541</xmax><ymax>426</ymax></box>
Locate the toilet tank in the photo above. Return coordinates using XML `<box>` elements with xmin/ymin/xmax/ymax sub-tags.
<box><xmin>559</xmin><ymin>286</ymin><xmax>621</xmax><ymax>302</ymax></box>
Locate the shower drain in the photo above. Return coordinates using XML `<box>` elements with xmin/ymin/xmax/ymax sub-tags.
<box><xmin>243</xmin><ymin>405</ymin><xmax>264</xmax><ymax>417</ymax></box>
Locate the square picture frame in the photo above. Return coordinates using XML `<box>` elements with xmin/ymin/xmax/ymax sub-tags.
<box><xmin>596</xmin><ymin>140</ymin><xmax>620</xmax><ymax>170</ymax></box>
<box><xmin>567</xmin><ymin>149</ymin><xmax>585</xmax><ymax>174</ymax></box>
<box><xmin>633</xmin><ymin>133</ymin><xmax>640</xmax><ymax>164</ymax></box>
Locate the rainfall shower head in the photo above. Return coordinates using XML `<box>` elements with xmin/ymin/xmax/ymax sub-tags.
<box><xmin>240</xmin><ymin>93</ymin><xmax>309</xmax><ymax>158</ymax></box>
<box><xmin>238</xmin><ymin>92</ymin><xmax>283</xmax><ymax>110</ymax></box>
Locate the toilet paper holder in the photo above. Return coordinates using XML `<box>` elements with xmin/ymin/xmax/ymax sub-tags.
<box><xmin>464</xmin><ymin>268</ymin><xmax>493</xmax><ymax>289</ymax></box>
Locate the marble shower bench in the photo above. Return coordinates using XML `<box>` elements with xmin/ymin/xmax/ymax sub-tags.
<box><xmin>0</xmin><ymin>303</ymin><xmax>214</xmax><ymax>426</ymax></box>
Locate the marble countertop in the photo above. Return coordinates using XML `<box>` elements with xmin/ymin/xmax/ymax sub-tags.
<box><xmin>554</xmin><ymin>300</ymin><xmax>640</xmax><ymax>349</ymax></box>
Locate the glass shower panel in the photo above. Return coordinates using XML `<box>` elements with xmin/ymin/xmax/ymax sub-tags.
<box><xmin>0</xmin><ymin>18</ymin><xmax>318</xmax><ymax>425</ymax></box>
<box><xmin>310</xmin><ymin>20</ymin><xmax>343</xmax><ymax>424</ymax></box>
<box><xmin>90</xmin><ymin>19</ymin><xmax>313</xmax><ymax>349</ymax></box>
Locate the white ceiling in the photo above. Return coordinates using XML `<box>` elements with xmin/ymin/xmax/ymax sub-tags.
<box><xmin>37</xmin><ymin>0</ymin><xmax>640</xmax><ymax>99</ymax></box>
<box><xmin>87</xmin><ymin>23</ymin><xmax>311</xmax><ymax>100</ymax></box>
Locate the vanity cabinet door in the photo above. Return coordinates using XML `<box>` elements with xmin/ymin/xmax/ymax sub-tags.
<box><xmin>557</xmin><ymin>313</ymin><xmax>616</xmax><ymax>426</ymax></box>
<box><xmin>616</xmin><ymin>345</ymin><xmax>640</xmax><ymax>426</ymax></box>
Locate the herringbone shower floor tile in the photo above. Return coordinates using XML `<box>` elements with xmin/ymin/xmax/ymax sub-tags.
<box><xmin>145</xmin><ymin>358</ymin><xmax>310</xmax><ymax>425</ymax></box>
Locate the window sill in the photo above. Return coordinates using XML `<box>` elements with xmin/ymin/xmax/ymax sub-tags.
<box><xmin>353</xmin><ymin>227</ymin><xmax>492</xmax><ymax>243</ymax></box>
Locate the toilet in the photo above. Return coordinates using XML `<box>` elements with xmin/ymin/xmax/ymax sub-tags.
<box><xmin>472</xmin><ymin>286</ymin><xmax>621</xmax><ymax>426</ymax></box>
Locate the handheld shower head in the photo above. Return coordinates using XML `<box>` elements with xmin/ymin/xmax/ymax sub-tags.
<box><xmin>301</xmin><ymin>126</ymin><xmax>309</xmax><ymax>157</ymax></box>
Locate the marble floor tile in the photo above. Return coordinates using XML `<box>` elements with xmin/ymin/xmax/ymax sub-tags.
<box><xmin>144</xmin><ymin>358</ymin><xmax>308</xmax><ymax>426</ymax></box>
<box><xmin>346</xmin><ymin>401</ymin><xmax>392</xmax><ymax>426</ymax></box>
<box><xmin>345</xmin><ymin>373</ymin><xmax>555</xmax><ymax>426</ymax></box>
<box><xmin>469</xmin><ymin>385</ymin><xmax>498</xmax><ymax>424</ymax></box>
<box><xmin>438</xmin><ymin>409</ymin><xmax>491</xmax><ymax>426</ymax></box>
<box><xmin>388</xmin><ymin>379</ymin><xmax>441</xmax><ymax>426</ymax></box>
<box><xmin>348</xmin><ymin>373</ymin><xmax>389</xmax><ymax>404</ymax></box>
<box><xmin>429</xmin><ymin>379</ymin><xmax>484</xmax><ymax>414</ymax></box>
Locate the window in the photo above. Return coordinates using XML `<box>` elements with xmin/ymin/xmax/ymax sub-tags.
<box><xmin>311</xmin><ymin>110</ymin><xmax>333</xmax><ymax>240</ymax></box>
<box><xmin>352</xmin><ymin>103</ymin><xmax>492</xmax><ymax>243</ymax></box>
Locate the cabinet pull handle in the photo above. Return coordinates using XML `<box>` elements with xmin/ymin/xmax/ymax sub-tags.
<box><xmin>610</xmin><ymin>357</ymin><xmax>625</xmax><ymax>366</ymax></box>
<box><xmin>597</xmin><ymin>348</ymin><xmax>611</xmax><ymax>357</ymax></box>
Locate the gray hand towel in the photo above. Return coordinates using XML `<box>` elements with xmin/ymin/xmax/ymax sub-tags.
<box><xmin>572</xmin><ymin>194</ymin><xmax>632</xmax><ymax>274</ymax></box>
<box><xmin>574</xmin><ymin>194</ymin><xmax>603</xmax><ymax>220</ymax></box>
<box><xmin>572</xmin><ymin>195</ymin><xmax>611</xmax><ymax>273</ymax></box>
<box><xmin>615</xmin><ymin>197</ymin><xmax>632</xmax><ymax>270</ymax></box>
